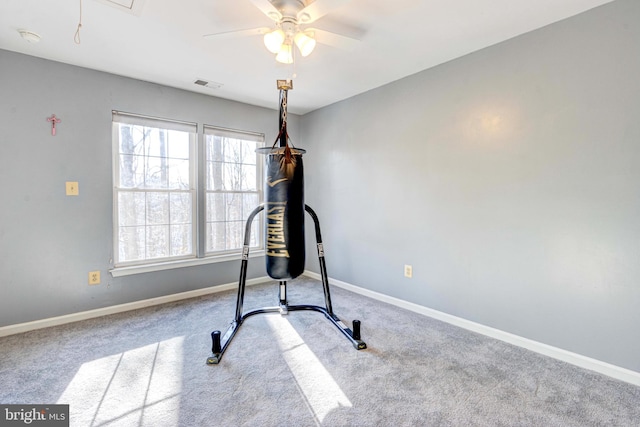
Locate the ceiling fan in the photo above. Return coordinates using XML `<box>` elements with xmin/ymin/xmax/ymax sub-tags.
<box><xmin>203</xmin><ymin>0</ymin><xmax>359</xmax><ymax>64</ymax></box>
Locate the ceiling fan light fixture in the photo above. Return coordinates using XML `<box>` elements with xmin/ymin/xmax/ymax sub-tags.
<box><xmin>18</xmin><ymin>29</ymin><xmax>41</xmax><ymax>43</ymax></box>
<box><xmin>294</xmin><ymin>31</ymin><xmax>316</xmax><ymax>57</ymax></box>
<box><xmin>264</xmin><ymin>29</ymin><xmax>285</xmax><ymax>54</ymax></box>
<box><xmin>275</xmin><ymin>42</ymin><xmax>294</xmax><ymax>64</ymax></box>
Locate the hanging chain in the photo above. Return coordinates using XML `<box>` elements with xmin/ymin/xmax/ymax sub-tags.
<box><xmin>281</xmin><ymin>93</ymin><xmax>287</xmax><ymax>126</ymax></box>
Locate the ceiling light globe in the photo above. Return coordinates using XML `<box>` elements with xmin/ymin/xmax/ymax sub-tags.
<box><xmin>18</xmin><ymin>29</ymin><xmax>41</xmax><ymax>43</ymax></box>
<box><xmin>275</xmin><ymin>43</ymin><xmax>294</xmax><ymax>64</ymax></box>
<box><xmin>294</xmin><ymin>31</ymin><xmax>316</xmax><ymax>57</ymax></box>
<box><xmin>264</xmin><ymin>29</ymin><xmax>285</xmax><ymax>54</ymax></box>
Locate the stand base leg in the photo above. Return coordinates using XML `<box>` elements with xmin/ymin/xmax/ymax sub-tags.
<box><xmin>327</xmin><ymin>315</ymin><xmax>367</xmax><ymax>350</ymax></box>
<box><xmin>206</xmin><ymin>321</ymin><xmax>240</xmax><ymax>365</ymax></box>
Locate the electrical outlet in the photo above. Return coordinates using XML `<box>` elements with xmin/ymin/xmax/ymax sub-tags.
<box><xmin>89</xmin><ymin>271</ymin><xmax>101</xmax><ymax>285</ymax></box>
<box><xmin>404</xmin><ymin>264</ymin><xmax>413</xmax><ymax>278</ymax></box>
<box><xmin>66</xmin><ymin>181</ymin><xmax>79</xmax><ymax>196</ymax></box>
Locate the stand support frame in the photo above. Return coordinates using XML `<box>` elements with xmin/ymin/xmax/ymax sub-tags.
<box><xmin>207</xmin><ymin>204</ymin><xmax>366</xmax><ymax>365</ymax></box>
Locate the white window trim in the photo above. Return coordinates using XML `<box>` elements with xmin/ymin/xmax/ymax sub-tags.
<box><xmin>202</xmin><ymin>124</ymin><xmax>265</xmax><ymax>255</ymax></box>
<box><xmin>110</xmin><ymin>249</ymin><xmax>266</xmax><ymax>277</ymax></box>
<box><xmin>109</xmin><ymin>112</ymin><xmax>266</xmax><ymax>276</ymax></box>
<box><xmin>112</xmin><ymin>111</ymin><xmax>198</xmax><ymax>267</ymax></box>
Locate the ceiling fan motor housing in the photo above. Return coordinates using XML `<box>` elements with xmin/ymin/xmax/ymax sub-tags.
<box><xmin>280</xmin><ymin>19</ymin><xmax>298</xmax><ymax>38</ymax></box>
<box><xmin>270</xmin><ymin>0</ymin><xmax>309</xmax><ymax>20</ymax></box>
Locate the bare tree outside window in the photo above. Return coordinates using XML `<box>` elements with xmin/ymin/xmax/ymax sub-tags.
<box><xmin>113</xmin><ymin>113</ymin><xmax>196</xmax><ymax>266</ymax></box>
<box><xmin>205</xmin><ymin>128</ymin><xmax>262</xmax><ymax>254</ymax></box>
<box><xmin>113</xmin><ymin>114</ymin><xmax>262</xmax><ymax>268</ymax></box>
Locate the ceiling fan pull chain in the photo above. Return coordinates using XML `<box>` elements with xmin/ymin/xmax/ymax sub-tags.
<box><xmin>74</xmin><ymin>0</ymin><xmax>83</xmax><ymax>44</ymax></box>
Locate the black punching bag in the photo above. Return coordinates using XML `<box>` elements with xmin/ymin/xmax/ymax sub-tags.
<box><xmin>257</xmin><ymin>80</ymin><xmax>306</xmax><ymax>280</ymax></box>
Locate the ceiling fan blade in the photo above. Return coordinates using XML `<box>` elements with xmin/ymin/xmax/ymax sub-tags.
<box><xmin>250</xmin><ymin>0</ymin><xmax>282</xmax><ymax>21</ymax></box>
<box><xmin>203</xmin><ymin>27</ymin><xmax>271</xmax><ymax>40</ymax></box>
<box><xmin>298</xmin><ymin>0</ymin><xmax>350</xmax><ymax>24</ymax></box>
<box><xmin>308</xmin><ymin>28</ymin><xmax>360</xmax><ymax>50</ymax></box>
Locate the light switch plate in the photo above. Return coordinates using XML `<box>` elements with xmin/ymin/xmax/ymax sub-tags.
<box><xmin>66</xmin><ymin>181</ymin><xmax>79</xmax><ymax>196</ymax></box>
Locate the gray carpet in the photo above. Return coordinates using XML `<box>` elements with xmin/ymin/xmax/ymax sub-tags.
<box><xmin>1</xmin><ymin>278</ymin><xmax>639</xmax><ymax>426</ymax></box>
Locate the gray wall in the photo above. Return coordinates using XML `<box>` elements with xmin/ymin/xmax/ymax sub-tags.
<box><xmin>1</xmin><ymin>0</ymin><xmax>638</xmax><ymax>374</ymax></box>
<box><xmin>0</xmin><ymin>49</ymin><xmax>299</xmax><ymax>327</ymax></box>
<box><xmin>302</xmin><ymin>0</ymin><xmax>640</xmax><ymax>372</ymax></box>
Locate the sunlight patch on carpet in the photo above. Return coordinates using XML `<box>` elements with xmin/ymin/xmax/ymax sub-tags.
<box><xmin>56</xmin><ymin>336</ymin><xmax>184</xmax><ymax>426</ymax></box>
<box><xmin>266</xmin><ymin>316</ymin><xmax>352</xmax><ymax>422</ymax></box>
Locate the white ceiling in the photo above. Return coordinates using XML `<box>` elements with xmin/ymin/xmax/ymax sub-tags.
<box><xmin>1</xmin><ymin>0</ymin><xmax>613</xmax><ymax>114</ymax></box>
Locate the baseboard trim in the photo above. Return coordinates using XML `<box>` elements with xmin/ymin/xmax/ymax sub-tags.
<box><xmin>4</xmin><ymin>271</ymin><xmax>638</xmax><ymax>386</ymax></box>
<box><xmin>0</xmin><ymin>276</ymin><xmax>271</xmax><ymax>338</ymax></box>
<box><xmin>303</xmin><ymin>271</ymin><xmax>640</xmax><ymax>387</ymax></box>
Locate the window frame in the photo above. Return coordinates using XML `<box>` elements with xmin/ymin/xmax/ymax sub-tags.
<box><xmin>110</xmin><ymin>112</ymin><xmax>265</xmax><ymax>276</ymax></box>
<box><xmin>202</xmin><ymin>125</ymin><xmax>265</xmax><ymax>257</ymax></box>
<box><xmin>111</xmin><ymin>111</ymin><xmax>198</xmax><ymax>268</ymax></box>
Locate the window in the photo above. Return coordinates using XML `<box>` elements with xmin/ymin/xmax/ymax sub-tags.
<box><xmin>112</xmin><ymin>112</ymin><xmax>197</xmax><ymax>265</ymax></box>
<box><xmin>112</xmin><ymin>112</ymin><xmax>264</xmax><ymax>270</ymax></box>
<box><xmin>204</xmin><ymin>126</ymin><xmax>263</xmax><ymax>254</ymax></box>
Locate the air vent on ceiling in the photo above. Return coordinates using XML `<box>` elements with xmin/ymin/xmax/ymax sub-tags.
<box><xmin>194</xmin><ymin>79</ymin><xmax>223</xmax><ymax>90</ymax></box>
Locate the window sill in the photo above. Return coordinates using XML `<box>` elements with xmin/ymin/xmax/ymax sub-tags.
<box><xmin>110</xmin><ymin>250</ymin><xmax>265</xmax><ymax>277</ymax></box>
